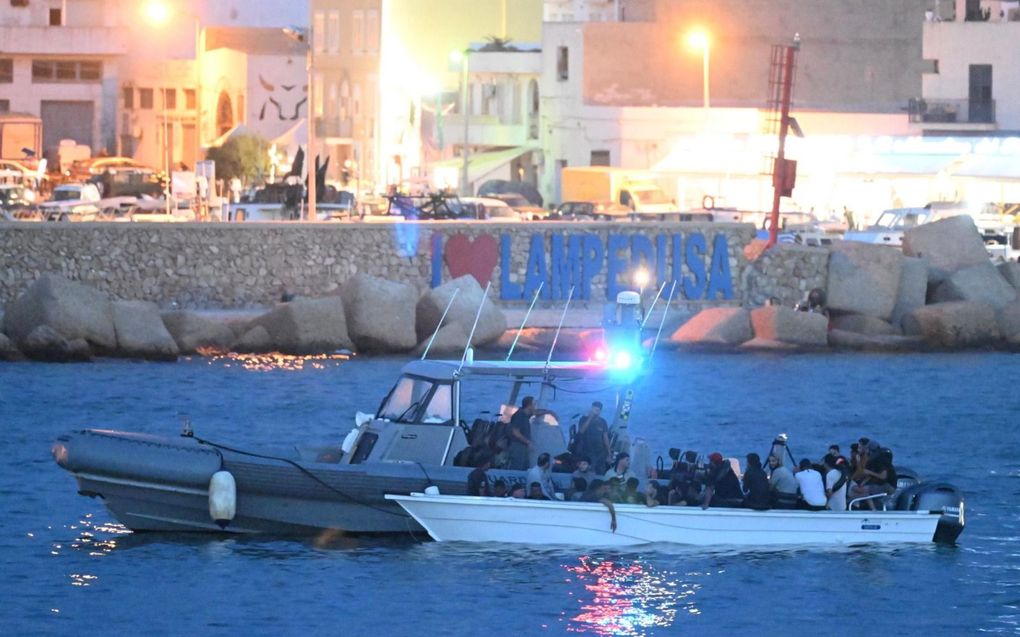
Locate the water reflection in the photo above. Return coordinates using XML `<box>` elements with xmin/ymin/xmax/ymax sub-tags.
<box><xmin>563</xmin><ymin>555</ymin><xmax>697</xmax><ymax>635</ymax></box>
<box><xmin>200</xmin><ymin>351</ymin><xmax>352</xmax><ymax>372</ymax></box>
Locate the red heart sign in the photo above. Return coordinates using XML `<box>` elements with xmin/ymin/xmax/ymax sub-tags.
<box><xmin>444</xmin><ymin>233</ymin><xmax>498</xmax><ymax>287</ymax></box>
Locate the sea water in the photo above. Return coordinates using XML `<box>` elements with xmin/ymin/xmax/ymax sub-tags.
<box><xmin>1</xmin><ymin>352</ymin><xmax>1018</xmax><ymax>635</ymax></box>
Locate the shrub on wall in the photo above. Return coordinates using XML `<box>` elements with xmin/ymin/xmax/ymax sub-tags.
<box><xmin>204</xmin><ymin>134</ymin><xmax>270</xmax><ymax>184</ymax></box>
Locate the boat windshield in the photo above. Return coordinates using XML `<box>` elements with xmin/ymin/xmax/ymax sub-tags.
<box><xmin>378</xmin><ymin>375</ymin><xmax>452</xmax><ymax>423</ymax></box>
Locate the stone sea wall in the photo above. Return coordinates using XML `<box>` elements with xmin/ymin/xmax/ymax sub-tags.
<box><xmin>0</xmin><ymin>222</ymin><xmax>787</xmax><ymax>311</ymax></box>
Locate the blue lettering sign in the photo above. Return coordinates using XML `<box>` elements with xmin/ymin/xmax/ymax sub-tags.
<box><xmin>431</xmin><ymin>232</ymin><xmax>443</xmax><ymax>288</ymax></box>
<box><xmin>671</xmin><ymin>233</ymin><xmax>683</xmax><ymax>292</ymax></box>
<box><xmin>606</xmin><ymin>234</ymin><xmax>629</xmax><ymax>300</ymax></box>
<box><xmin>581</xmin><ymin>234</ymin><xmax>603</xmax><ymax>300</ymax></box>
<box><xmin>550</xmin><ymin>234</ymin><xmax>582</xmax><ymax>300</ymax></box>
<box><xmin>706</xmin><ymin>233</ymin><xmax>734</xmax><ymax>300</ymax></box>
<box><xmin>683</xmin><ymin>232</ymin><xmax>708</xmax><ymax>299</ymax></box>
<box><xmin>655</xmin><ymin>234</ymin><xmax>669</xmax><ymax>287</ymax></box>
<box><xmin>500</xmin><ymin>234</ymin><xmax>523</xmax><ymax>300</ymax></box>
<box><xmin>524</xmin><ymin>234</ymin><xmax>550</xmax><ymax>300</ymax></box>
<box><xmin>630</xmin><ymin>234</ymin><xmax>655</xmax><ymax>286</ymax></box>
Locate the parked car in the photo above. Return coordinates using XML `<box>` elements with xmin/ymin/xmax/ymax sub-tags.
<box><xmin>487</xmin><ymin>193</ymin><xmax>549</xmax><ymax>220</ymax></box>
<box><xmin>456</xmin><ymin>196</ymin><xmax>522</xmax><ymax>221</ymax></box>
<box><xmin>552</xmin><ymin>200</ymin><xmax>632</xmax><ymax>221</ymax></box>
<box><xmin>39</xmin><ymin>183</ymin><xmax>101</xmax><ymax>221</ymax></box>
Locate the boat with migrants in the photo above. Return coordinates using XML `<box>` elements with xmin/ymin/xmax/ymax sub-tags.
<box><xmin>387</xmin><ymin>489</ymin><xmax>961</xmax><ymax>547</ymax></box>
<box><xmin>51</xmin><ymin>287</ymin><xmax>965</xmax><ymax>542</ymax></box>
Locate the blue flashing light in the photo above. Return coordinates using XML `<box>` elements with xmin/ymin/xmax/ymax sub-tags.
<box><xmin>612</xmin><ymin>349</ymin><xmax>633</xmax><ymax>370</ymax></box>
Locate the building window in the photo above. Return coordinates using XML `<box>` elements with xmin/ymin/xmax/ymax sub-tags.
<box><xmin>313</xmin><ymin>11</ymin><xmax>325</xmax><ymax>54</ymax></box>
<box><xmin>123</xmin><ymin>87</ymin><xmax>134</xmax><ymax>109</ymax></box>
<box><xmin>365</xmin><ymin>10</ymin><xmax>379</xmax><ymax>54</ymax></box>
<box><xmin>0</xmin><ymin>100</ymin><xmax>9</xmax><ymax>113</ymax></box>
<box><xmin>314</xmin><ymin>73</ymin><xmax>324</xmax><ymax>117</ymax></box>
<box><xmin>352</xmin><ymin>10</ymin><xmax>364</xmax><ymax>54</ymax></box>
<box><xmin>49</xmin><ymin>8</ymin><xmax>62</xmax><ymax>26</ymax></box>
<box><xmin>590</xmin><ymin>150</ymin><xmax>610</xmax><ymax>166</ymax></box>
<box><xmin>0</xmin><ymin>59</ymin><xmax>12</xmax><ymax>83</ymax></box>
<box><xmin>31</xmin><ymin>59</ymin><xmax>102</xmax><ymax>83</ymax></box>
<box><xmin>184</xmin><ymin>89</ymin><xmax>196</xmax><ymax>110</ymax></box>
<box><xmin>163</xmin><ymin>88</ymin><xmax>176</xmax><ymax>110</ymax></box>
<box><xmin>327</xmin><ymin>11</ymin><xmax>340</xmax><ymax>54</ymax></box>
<box><xmin>139</xmin><ymin>88</ymin><xmax>154</xmax><ymax>109</ymax></box>
<box><xmin>557</xmin><ymin>47</ymin><xmax>569</xmax><ymax>81</ymax></box>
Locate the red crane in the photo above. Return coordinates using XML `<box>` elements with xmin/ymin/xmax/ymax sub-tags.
<box><xmin>765</xmin><ymin>36</ymin><xmax>801</xmax><ymax>248</ymax></box>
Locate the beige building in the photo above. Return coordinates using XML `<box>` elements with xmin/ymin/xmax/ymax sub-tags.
<box><xmin>309</xmin><ymin>0</ymin><xmax>543</xmax><ymax>190</ymax></box>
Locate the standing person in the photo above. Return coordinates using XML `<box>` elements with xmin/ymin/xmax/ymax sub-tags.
<box><xmin>575</xmin><ymin>401</ymin><xmax>611</xmax><ymax>474</ymax></box>
<box><xmin>507</xmin><ymin>396</ymin><xmax>537</xmax><ymax>470</ymax></box>
<box><xmin>823</xmin><ymin>454</ymin><xmax>848</xmax><ymax>511</ymax></box>
<box><xmin>229</xmin><ymin>176</ymin><xmax>242</xmax><ymax>203</ymax></box>
<box><xmin>795</xmin><ymin>458</ymin><xmax>827</xmax><ymax>510</ymax></box>
<box><xmin>526</xmin><ymin>452</ymin><xmax>557</xmax><ymax>500</ymax></box>
<box><xmin>742</xmin><ymin>453</ymin><xmax>771</xmax><ymax>510</ymax></box>
<box><xmin>466</xmin><ymin>453</ymin><xmax>493</xmax><ymax>497</ymax></box>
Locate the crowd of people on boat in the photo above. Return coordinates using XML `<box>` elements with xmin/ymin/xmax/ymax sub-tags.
<box><xmin>465</xmin><ymin>397</ymin><xmax>900</xmax><ymax>514</ymax></box>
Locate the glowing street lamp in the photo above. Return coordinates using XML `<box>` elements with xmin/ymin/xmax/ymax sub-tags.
<box><xmin>142</xmin><ymin>0</ymin><xmax>170</xmax><ymax>26</ymax></box>
<box><xmin>686</xmin><ymin>29</ymin><xmax>710</xmax><ymax>108</ymax></box>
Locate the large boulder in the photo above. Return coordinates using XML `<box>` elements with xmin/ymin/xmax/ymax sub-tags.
<box><xmin>827</xmin><ymin>329</ymin><xmax>924</xmax><ymax>352</ymax></box>
<box><xmin>416</xmin><ymin>275</ymin><xmax>506</xmax><ymax>347</ymax></box>
<box><xmin>248</xmin><ymin>297</ymin><xmax>354</xmax><ymax>354</ymax></box>
<box><xmin>998</xmin><ymin>262</ymin><xmax>1020</xmax><ymax>290</ymax></box>
<box><xmin>20</xmin><ymin>325</ymin><xmax>92</xmax><ymax>362</ymax></box>
<box><xmin>750</xmin><ymin>306</ymin><xmax>828</xmax><ymax>346</ymax></box>
<box><xmin>341</xmin><ymin>274</ymin><xmax>418</xmax><ymax>353</ymax></box>
<box><xmin>902</xmin><ymin>216</ymin><xmax>990</xmax><ymax>284</ymax></box>
<box><xmin>161</xmin><ymin>311</ymin><xmax>237</xmax><ymax>354</ymax></box>
<box><xmin>671</xmin><ymin>307</ymin><xmax>752</xmax><ymax>347</ymax></box>
<box><xmin>829</xmin><ymin>313</ymin><xmax>899</xmax><ymax>336</ymax></box>
<box><xmin>996</xmin><ymin>302</ymin><xmax>1020</xmax><ymax>343</ymax></box>
<box><xmin>931</xmin><ymin>262</ymin><xmax>1017</xmax><ymax>309</ymax></box>
<box><xmin>2</xmin><ymin>274</ymin><xmax>116</xmax><ymax>351</ymax></box>
<box><xmin>414</xmin><ymin>323</ymin><xmax>471</xmax><ymax>358</ymax></box>
<box><xmin>902</xmin><ymin>301</ymin><xmax>1000</xmax><ymax>348</ymax></box>
<box><xmin>0</xmin><ymin>333</ymin><xmax>23</xmax><ymax>361</ymax></box>
<box><xmin>112</xmin><ymin>301</ymin><xmax>179</xmax><ymax>361</ymax></box>
<box><xmin>234</xmin><ymin>325</ymin><xmax>273</xmax><ymax>353</ymax></box>
<box><xmin>890</xmin><ymin>256</ymin><xmax>929</xmax><ymax>329</ymax></box>
<box><xmin>826</xmin><ymin>242</ymin><xmax>902</xmax><ymax>320</ymax></box>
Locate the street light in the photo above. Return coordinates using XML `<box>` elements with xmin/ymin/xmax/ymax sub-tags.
<box><xmin>283</xmin><ymin>25</ymin><xmax>316</xmax><ymax>222</ymax></box>
<box><xmin>450</xmin><ymin>48</ymin><xmax>471</xmax><ymax>197</ymax></box>
<box><xmin>686</xmin><ymin>29</ymin><xmax>710</xmax><ymax>108</ymax></box>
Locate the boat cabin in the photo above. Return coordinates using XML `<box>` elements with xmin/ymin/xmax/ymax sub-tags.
<box><xmin>341</xmin><ymin>359</ymin><xmax>637</xmax><ymax>469</ymax></box>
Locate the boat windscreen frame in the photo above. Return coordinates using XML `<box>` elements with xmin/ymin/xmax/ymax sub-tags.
<box><xmin>375</xmin><ymin>373</ymin><xmax>456</xmax><ymax>425</ymax></box>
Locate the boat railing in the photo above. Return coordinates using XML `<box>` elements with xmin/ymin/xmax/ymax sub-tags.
<box><xmin>848</xmin><ymin>493</ymin><xmax>889</xmax><ymax>511</ymax></box>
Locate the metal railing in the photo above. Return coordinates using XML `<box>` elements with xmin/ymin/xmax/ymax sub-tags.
<box><xmin>907</xmin><ymin>97</ymin><xmax>996</xmax><ymax>124</ymax></box>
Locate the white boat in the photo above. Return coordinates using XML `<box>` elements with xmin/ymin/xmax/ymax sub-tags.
<box><xmin>386</xmin><ymin>492</ymin><xmax>949</xmax><ymax>547</ymax></box>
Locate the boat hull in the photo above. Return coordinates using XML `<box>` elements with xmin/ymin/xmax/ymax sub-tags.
<box><xmin>387</xmin><ymin>494</ymin><xmax>943</xmax><ymax>547</ymax></box>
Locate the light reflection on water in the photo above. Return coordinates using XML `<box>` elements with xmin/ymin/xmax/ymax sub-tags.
<box><xmin>563</xmin><ymin>555</ymin><xmax>692</xmax><ymax>635</ymax></box>
<box><xmin>199</xmin><ymin>351</ymin><xmax>353</xmax><ymax>372</ymax></box>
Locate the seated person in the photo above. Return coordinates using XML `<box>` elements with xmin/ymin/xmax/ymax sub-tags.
<box><xmin>492</xmin><ymin>479</ymin><xmax>508</xmax><ymax>498</ymax></box>
<box><xmin>741</xmin><ymin>453</ymin><xmax>771</xmax><ymax>510</ymax></box>
<box><xmin>624</xmin><ymin>477</ymin><xmax>643</xmax><ymax>504</ymax></box>
<box><xmin>848</xmin><ymin>448</ymin><xmax>897</xmax><ymax>510</ymax></box>
<box><xmin>568</xmin><ymin>477</ymin><xmax>588</xmax><ymax>502</ymax></box>
<box><xmin>701</xmin><ymin>452</ymin><xmax>743</xmax><ymax>509</ymax></box>
<box><xmin>668</xmin><ymin>453</ymin><xmax>701</xmax><ymax>506</ymax></box>
<box><xmin>527</xmin><ymin>452</ymin><xmax>557</xmax><ymax>500</ymax></box>
<box><xmin>581</xmin><ymin>479</ymin><xmax>610</xmax><ymax>503</ymax></box>
<box><xmin>643</xmin><ymin>480</ymin><xmax>663</xmax><ymax>507</ymax></box>
<box><xmin>604</xmin><ymin>452</ymin><xmax>636</xmax><ymax>482</ymax></box>
<box><xmin>527</xmin><ymin>481</ymin><xmax>550</xmax><ymax>500</ymax></box>
<box><xmin>466</xmin><ymin>452</ymin><xmax>493</xmax><ymax>496</ymax></box>
<box><xmin>509</xmin><ymin>483</ymin><xmax>526</xmax><ymax>499</ymax></box>
<box><xmin>572</xmin><ymin>456</ymin><xmax>597</xmax><ymax>486</ymax></box>
<box><xmin>794</xmin><ymin>458</ymin><xmax>827</xmax><ymax>511</ymax></box>
<box><xmin>768</xmin><ymin>454</ymin><xmax>800</xmax><ymax>509</ymax></box>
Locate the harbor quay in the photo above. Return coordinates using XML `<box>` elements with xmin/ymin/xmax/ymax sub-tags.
<box><xmin>1</xmin><ymin>217</ymin><xmax>1018</xmax><ymax>362</ymax></box>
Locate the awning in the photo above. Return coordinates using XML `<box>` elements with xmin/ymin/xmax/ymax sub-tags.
<box><xmin>955</xmin><ymin>154</ymin><xmax>1020</xmax><ymax>180</ymax></box>
<box><xmin>430</xmin><ymin>146</ymin><xmax>537</xmax><ymax>184</ymax></box>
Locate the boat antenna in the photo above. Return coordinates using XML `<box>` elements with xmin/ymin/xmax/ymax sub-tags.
<box><xmin>420</xmin><ymin>288</ymin><xmax>460</xmax><ymax>360</ymax></box>
<box><xmin>544</xmin><ymin>285</ymin><xmax>574</xmax><ymax>370</ymax></box>
<box><xmin>458</xmin><ymin>281</ymin><xmax>492</xmax><ymax>372</ymax></box>
<box><xmin>640</xmin><ymin>281</ymin><xmax>668</xmax><ymax>329</ymax></box>
<box><xmin>649</xmin><ymin>280</ymin><xmax>678</xmax><ymax>362</ymax></box>
<box><xmin>505</xmin><ymin>282</ymin><xmax>544</xmax><ymax>361</ymax></box>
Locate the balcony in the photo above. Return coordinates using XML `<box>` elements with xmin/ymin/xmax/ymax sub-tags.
<box><xmin>0</xmin><ymin>26</ymin><xmax>127</xmax><ymax>56</ymax></box>
<box><xmin>907</xmin><ymin>97</ymin><xmax>997</xmax><ymax>130</ymax></box>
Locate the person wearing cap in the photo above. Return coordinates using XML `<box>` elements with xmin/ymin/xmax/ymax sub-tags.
<box><xmin>526</xmin><ymin>452</ymin><xmax>557</xmax><ymax>500</ymax></box>
<box><xmin>795</xmin><ymin>458</ymin><xmax>827</xmax><ymax>510</ymax></box>
<box><xmin>701</xmin><ymin>452</ymin><xmax>742</xmax><ymax>509</ymax></box>
<box><xmin>768</xmin><ymin>454</ymin><xmax>799</xmax><ymax>509</ymax></box>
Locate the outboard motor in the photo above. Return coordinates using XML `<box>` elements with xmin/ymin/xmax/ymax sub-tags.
<box><xmin>892</xmin><ymin>482</ymin><xmax>966</xmax><ymax>544</ymax></box>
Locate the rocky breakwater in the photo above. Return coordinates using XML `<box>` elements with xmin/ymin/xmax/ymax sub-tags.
<box><xmin>0</xmin><ymin>273</ymin><xmax>506</xmax><ymax>362</ymax></box>
<box><xmin>671</xmin><ymin>216</ymin><xmax>1020</xmax><ymax>352</ymax></box>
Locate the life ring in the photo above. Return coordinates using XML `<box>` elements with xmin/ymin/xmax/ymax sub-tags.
<box><xmin>702</xmin><ymin>195</ymin><xmax>715</xmax><ymax>210</ymax></box>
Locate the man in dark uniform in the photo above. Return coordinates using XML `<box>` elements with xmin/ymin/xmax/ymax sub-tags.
<box><xmin>508</xmin><ymin>396</ymin><xmax>537</xmax><ymax>470</ymax></box>
<box><xmin>701</xmin><ymin>452</ymin><xmax>743</xmax><ymax>509</ymax></box>
<box><xmin>467</xmin><ymin>453</ymin><xmax>493</xmax><ymax>496</ymax></box>
<box><xmin>575</xmin><ymin>401</ymin><xmax>611</xmax><ymax>474</ymax></box>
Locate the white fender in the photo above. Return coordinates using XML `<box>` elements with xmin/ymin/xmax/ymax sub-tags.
<box><xmin>355</xmin><ymin>411</ymin><xmax>373</xmax><ymax>426</ymax></box>
<box><xmin>208</xmin><ymin>470</ymin><xmax>237</xmax><ymax>528</ymax></box>
<box><xmin>341</xmin><ymin>427</ymin><xmax>361</xmax><ymax>455</ymax></box>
